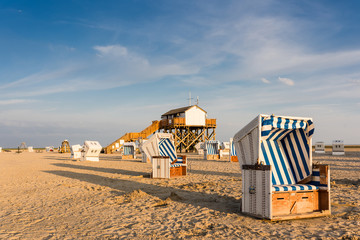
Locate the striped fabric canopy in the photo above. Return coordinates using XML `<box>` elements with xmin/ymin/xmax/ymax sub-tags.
<box><xmin>206</xmin><ymin>141</ymin><xmax>219</xmax><ymax>155</ymax></box>
<box><xmin>159</xmin><ymin>138</ymin><xmax>177</xmax><ymax>162</ymax></box>
<box><xmin>260</xmin><ymin>115</ymin><xmax>314</xmax><ymax>186</ymax></box>
<box><xmin>123</xmin><ymin>145</ymin><xmax>134</xmax><ymax>155</ymax></box>
<box><xmin>230</xmin><ymin>140</ymin><xmax>237</xmax><ymax>157</ymax></box>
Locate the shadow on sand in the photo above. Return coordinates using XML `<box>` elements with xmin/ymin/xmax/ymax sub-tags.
<box><xmin>43</xmin><ymin>169</ymin><xmax>241</xmax><ymax>214</ymax></box>
<box><xmin>52</xmin><ymin>163</ymin><xmax>149</xmax><ymax>177</ymax></box>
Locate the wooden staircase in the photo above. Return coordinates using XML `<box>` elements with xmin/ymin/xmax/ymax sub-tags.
<box><xmin>104</xmin><ymin>121</ymin><xmax>160</xmax><ymax>154</ymax></box>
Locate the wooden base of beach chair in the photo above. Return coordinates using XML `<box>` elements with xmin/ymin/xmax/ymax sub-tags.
<box><xmin>271</xmin><ymin>190</ymin><xmax>331</xmax><ymax>220</ymax></box>
<box><xmin>206</xmin><ymin>154</ymin><xmax>220</xmax><ymax>160</ymax></box>
<box><xmin>122</xmin><ymin>155</ymin><xmax>134</xmax><ymax>160</ymax></box>
<box><xmin>271</xmin><ymin>210</ymin><xmax>331</xmax><ymax>221</ymax></box>
<box><xmin>170</xmin><ymin>166</ymin><xmax>187</xmax><ymax>177</ymax></box>
<box><xmin>230</xmin><ymin>156</ymin><xmax>238</xmax><ymax>162</ymax></box>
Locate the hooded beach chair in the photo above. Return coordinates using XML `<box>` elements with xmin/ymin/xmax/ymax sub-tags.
<box><xmin>81</xmin><ymin>141</ymin><xmax>102</xmax><ymax>161</ymax></box>
<box><xmin>233</xmin><ymin>114</ymin><xmax>331</xmax><ymax>220</ymax></box>
<box><xmin>142</xmin><ymin>133</ymin><xmax>186</xmax><ymax>179</ymax></box>
<box><xmin>195</xmin><ymin>142</ymin><xmax>205</xmax><ymax>155</ymax></box>
<box><xmin>220</xmin><ymin>142</ymin><xmax>230</xmax><ymax>159</ymax></box>
<box><xmin>332</xmin><ymin>140</ymin><xmax>345</xmax><ymax>155</ymax></box>
<box><xmin>204</xmin><ymin>140</ymin><xmax>220</xmax><ymax>160</ymax></box>
<box><xmin>314</xmin><ymin>142</ymin><xmax>325</xmax><ymax>154</ymax></box>
<box><xmin>70</xmin><ymin>144</ymin><xmax>83</xmax><ymax>160</ymax></box>
<box><xmin>229</xmin><ymin>138</ymin><xmax>238</xmax><ymax>162</ymax></box>
<box><xmin>139</xmin><ymin>139</ymin><xmax>150</xmax><ymax>163</ymax></box>
<box><xmin>122</xmin><ymin>142</ymin><xmax>136</xmax><ymax>159</ymax></box>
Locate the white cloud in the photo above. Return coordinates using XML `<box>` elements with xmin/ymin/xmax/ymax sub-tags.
<box><xmin>261</xmin><ymin>77</ymin><xmax>270</xmax><ymax>84</ymax></box>
<box><xmin>278</xmin><ymin>77</ymin><xmax>295</xmax><ymax>86</ymax></box>
<box><xmin>94</xmin><ymin>45</ymin><xmax>128</xmax><ymax>57</ymax></box>
<box><xmin>0</xmin><ymin>99</ymin><xmax>35</xmax><ymax>105</ymax></box>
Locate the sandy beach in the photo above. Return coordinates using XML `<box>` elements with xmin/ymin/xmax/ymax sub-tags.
<box><xmin>1</xmin><ymin>151</ymin><xmax>359</xmax><ymax>239</ymax></box>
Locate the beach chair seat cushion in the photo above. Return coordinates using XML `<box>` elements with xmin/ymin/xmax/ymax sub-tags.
<box><xmin>272</xmin><ymin>184</ymin><xmax>319</xmax><ymax>192</ymax></box>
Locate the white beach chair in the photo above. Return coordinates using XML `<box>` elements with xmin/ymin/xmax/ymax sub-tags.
<box><xmin>122</xmin><ymin>142</ymin><xmax>136</xmax><ymax>159</ymax></box>
<box><xmin>81</xmin><ymin>141</ymin><xmax>102</xmax><ymax>161</ymax></box>
<box><xmin>220</xmin><ymin>142</ymin><xmax>230</xmax><ymax>158</ymax></box>
<box><xmin>139</xmin><ymin>139</ymin><xmax>150</xmax><ymax>163</ymax></box>
<box><xmin>142</xmin><ymin>133</ymin><xmax>186</xmax><ymax>179</ymax></box>
<box><xmin>204</xmin><ymin>140</ymin><xmax>220</xmax><ymax>160</ymax></box>
<box><xmin>332</xmin><ymin>140</ymin><xmax>345</xmax><ymax>155</ymax></box>
<box><xmin>70</xmin><ymin>144</ymin><xmax>83</xmax><ymax>160</ymax></box>
<box><xmin>195</xmin><ymin>142</ymin><xmax>204</xmax><ymax>155</ymax></box>
<box><xmin>314</xmin><ymin>142</ymin><xmax>325</xmax><ymax>154</ymax></box>
<box><xmin>234</xmin><ymin>114</ymin><xmax>331</xmax><ymax>220</ymax></box>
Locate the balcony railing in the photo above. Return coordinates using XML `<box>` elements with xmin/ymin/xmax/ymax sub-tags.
<box><xmin>160</xmin><ymin>118</ymin><xmax>216</xmax><ymax>128</ymax></box>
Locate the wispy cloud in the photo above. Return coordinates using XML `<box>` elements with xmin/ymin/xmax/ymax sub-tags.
<box><xmin>278</xmin><ymin>77</ymin><xmax>295</xmax><ymax>86</ymax></box>
<box><xmin>0</xmin><ymin>99</ymin><xmax>35</xmax><ymax>105</ymax></box>
<box><xmin>261</xmin><ymin>77</ymin><xmax>271</xmax><ymax>84</ymax></box>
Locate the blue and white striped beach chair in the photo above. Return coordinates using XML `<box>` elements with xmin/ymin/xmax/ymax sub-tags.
<box><xmin>234</xmin><ymin>114</ymin><xmax>331</xmax><ymax>220</ymax></box>
<box><xmin>204</xmin><ymin>140</ymin><xmax>220</xmax><ymax>160</ymax></box>
<box><xmin>142</xmin><ymin>133</ymin><xmax>187</xmax><ymax>178</ymax></box>
<box><xmin>122</xmin><ymin>142</ymin><xmax>136</xmax><ymax>159</ymax></box>
<box><xmin>229</xmin><ymin>138</ymin><xmax>238</xmax><ymax>162</ymax></box>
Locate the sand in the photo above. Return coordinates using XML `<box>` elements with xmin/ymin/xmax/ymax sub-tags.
<box><xmin>1</xmin><ymin>151</ymin><xmax>359</xmax><ymax>239</ymax></box>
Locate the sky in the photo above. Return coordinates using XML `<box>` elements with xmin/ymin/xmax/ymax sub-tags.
<box><xmin>0</xmin><ymin>0</ymin><xmax>360</xmax><ymax>148</ymax></box>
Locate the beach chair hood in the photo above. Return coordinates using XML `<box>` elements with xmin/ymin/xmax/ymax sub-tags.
<box><xmin>234</xmin><ymin>114</ymin><xmax>315</xmax><ymax>184</ymax></box>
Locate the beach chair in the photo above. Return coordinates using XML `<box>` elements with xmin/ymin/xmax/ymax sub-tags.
<box><xmin>229</xmin><ymin>138</ymin><xmax>238</xmax><ymax>162</ymax></box>
<box><xmin>195</xmin><ymin>142</ymin><xmax>205</xmax><ymax>155</ymax></box>
<box><xmin>332</xmin><ymin>140</ymin><xmax>345</xmax><ymax>155</ymax></box>
<box><xmin>142</xmin><ymin>133</ymin><xmax>186</xmax><ymax>179</ymax></box>
<box><xmin>220</xmin><ymin>142</ymin><xmax>230</xmax><ymax>159</ymax></box>
<box><xmin>70</xmin><ymin>144</ymin><xmax>83</xmax><ymax>160</ymax></box>
<box><xmin>139</xmin><ymin>139</ymin><xmax>150</xmax><ymax>163</ymax></box>
<box><xmin>233</xmin><ymin>114</ymin><xmax>331</xmax><ymax>220</ymax></box>
<box><xmin>81</xmin><ymin>141</ymin><xmax>102</xmax><ymax>161</ymax></box>
<box><xmin>204</xmin><ymin>140</ymin><xmax>220</xmax><ymax>160</ymax></box>
<box><xmin>28</xmin><ymin>146</ymin><xmax>34</xmax><ymax>152</ymax></box>
<box><xmin>122</xmin><ymin>142</ymin><xmax>136</xmax><ymax>159</ymax></box>
<box><xmin>315</xmin><ymin>142</ymin><xmax>325</xmax><ymax>154</ymax></box>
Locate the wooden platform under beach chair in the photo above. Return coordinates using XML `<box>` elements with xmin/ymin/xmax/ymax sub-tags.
<box><xmin>233</xmin><ymin>114</ymin><xmax>331</xmax><ymax>220</ymax></box>
<box><xmin>142</xmin><ymin>133</ymin><xmax>187</xmax><ymax>179</ymax></box>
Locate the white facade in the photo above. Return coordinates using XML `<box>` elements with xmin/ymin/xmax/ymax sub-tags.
<box><xmin>81</xmin><ymin>141</ymin><xmax>102</xmax><ymax>161</ymax></box>
<box><xmin>185</xmin><ymin>106</ymin><xmax>206</xmax><ymax>126</ymax></box>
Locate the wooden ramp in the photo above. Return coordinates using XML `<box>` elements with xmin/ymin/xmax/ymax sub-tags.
<box><xmin>104</xmin><ymin>120</ymin><xmax>160</xmax><ymax>154</ymax></box>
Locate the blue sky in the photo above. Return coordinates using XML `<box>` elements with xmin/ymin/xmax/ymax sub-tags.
<box><xmin>1</xmin><ymin>0</ymin><xmax>360</xmax><ymax>147</ymax></box>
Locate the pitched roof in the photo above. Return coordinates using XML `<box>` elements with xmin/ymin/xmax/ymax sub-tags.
<box><xmin>161</xmin><ymin>105</ymin><xmax>206</xmax><ymax>116</ymax></box>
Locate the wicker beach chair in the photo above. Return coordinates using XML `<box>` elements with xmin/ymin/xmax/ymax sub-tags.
<box><xmin>204</xmin><ymin>140</ymin><xmax>220</xmax><ymax>160</ymax></box>
<box><xmin>70</xmin><ymin>144</ymin><xmax>82</xmax><ymax>160</ymax></box>
<box><xmin>314</xmin><ymin>142</ymin><xmax>325</xmax><ymax>154</ymax></box>
<box><xmin>142</xmin><ymin>133</ymin><xmax>186</xmax><ymax>178</ymax></box>
<box><xmin>81</xmin><ymin>141</ymin><xmax>102</xmax><ymax>162</ymax></box>
<box><xmin>229</xmin><ymin>138</ymin><xmax>238</xmax><ymax>162</ymax></box>
<box><xmin>234</xmin><ymin>114</ymin><xmax>331</xmax><ymax>220</ymax></box>
<box><xmin>332</xmin><ymin>140</ymin><xmax>345</xmax><ymax>155</ymax></box>
<box><xmin>122</xmin><ymin>142</ymin><xmax>136</xmax><ymax>159</ymax></box>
